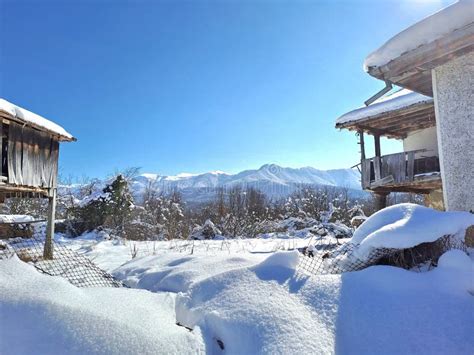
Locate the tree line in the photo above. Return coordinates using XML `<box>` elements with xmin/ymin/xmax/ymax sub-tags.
<box><xmin>1</xmin><ymin>170</ymin><xmax>423</xmax><ymax>240</ymax></box>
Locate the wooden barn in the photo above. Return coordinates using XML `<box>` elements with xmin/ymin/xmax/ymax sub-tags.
<box><xmin>0</xmin><ymin>98</ymin><xmax>75</xmax><ymax>258</ymax></box>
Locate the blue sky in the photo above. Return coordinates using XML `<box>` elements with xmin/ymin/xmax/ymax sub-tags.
<box><xmin>0</xmin><ymin>0</ymin><xmax>454</xmax><ymax>179</ymax></box>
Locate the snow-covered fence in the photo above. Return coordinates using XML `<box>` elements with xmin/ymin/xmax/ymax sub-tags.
<box><xmin>297</xmin><ymin>236</ymin><xmax>393</xmax><ymax>274</ymax></box>
<box><xmin>297</xmin><ymin>234</ymin><xmax>466</xmax><ymax>275</ymax></box>
<box><xmin>298</xmin><ymin>204</ymin><xmax>473</xmax><ymax>275</ymax></box>
<box><xmin>0</xmin><ymin>237</ymin><xmax>126</xmax><ymax>288</ymax></box>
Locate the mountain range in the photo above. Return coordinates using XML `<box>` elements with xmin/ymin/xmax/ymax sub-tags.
<box><xmin>130</xmin><ymin>164</ymin><xmax>363</xmax><ymax>203</ymax></box>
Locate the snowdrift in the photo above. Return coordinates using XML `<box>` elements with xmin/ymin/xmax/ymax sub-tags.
<box><xmin>0</xmin><ymin>256</ymin><xmax>203</xmax><ymax>354</ymax></box>
<box><xmin>113</xmin><ymin>252</ymin><xmax>265</xmax><ymax>293</ymax></box>
<box><xmin>351</xmin><ymin>203</ymin><xmax>474</xmax><ymax>259</ymax></box>
<box><xmin>175</xmin><ymin>250</ymin><xmax>474</xmax><ymax>354</ymax></box>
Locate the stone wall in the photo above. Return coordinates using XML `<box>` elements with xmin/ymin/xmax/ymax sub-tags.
<box><xmin>432</xmin><ymin>52</ymin><xmax>474</xmax><ymax>212</ymax></box>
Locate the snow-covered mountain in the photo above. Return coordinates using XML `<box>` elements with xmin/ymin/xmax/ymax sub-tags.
<box><xmin>130</xmin><ymin>164</ymin><xmax>362</xmax><ymax>202</ymax></box>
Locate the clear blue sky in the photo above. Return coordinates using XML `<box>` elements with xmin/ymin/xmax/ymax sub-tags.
<box><xmin>0</xmin><ymin>0</ymin><xmax>454</xmax><ymax>179</ymax></box>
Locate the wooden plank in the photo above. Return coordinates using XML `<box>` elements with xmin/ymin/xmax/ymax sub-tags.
<box><xmin>374</xmin><ymin>156</ymin><xmax>381</xmax><ymax>181</ymax></box>
<box><xmin>407</xmin><ymin>151</ymin><xmax>415</xmax><ymax>181</ymax></box>
<box><xmin>0</xmin><ymin>184</ymin><xmax>48</xmax><ymax>195</ymax></box>
<box><xmin>385</xmin><ymin>155</ymin><xmax>396</xmax><ymax>182</ymax></box>
<box><xmin>381</xmin><ymin>155</ymin><xmax>389</xmax><ymax>179</ymax></box>
<box><xmin>398</xmin><ymin>153</ymin><xmax>406</xmax><ymax>182</ymax></box>
<box><xmin>361</xmin><ymin>159</ymin><xmax>371</xmax><ymax>189</ymax></box>
<box><xmin>371</xmin><ymin>175</ymin><xmax>395</xmax><ymax>188</ymax></box>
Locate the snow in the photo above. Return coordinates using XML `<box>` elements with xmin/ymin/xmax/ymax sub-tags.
<box><xmin>77</xmin><ymin>190</ymin><xmax>111</xmax><ymax>207</ymax></box>
<box><xmin>2</xmin><ymin>233</ymin><xmax>474</xmax><ymax>354</ymax></box>
<box><xmin>174</xmin><ymin>250</ymin><xmax>474</xmax><ymax>354</ymax></box>
<box><xmin>130</xmin><ymin>164</ymin><xmax>363</xmax><ymax>200</ymax></box>
<box><xmin>253</xmin><ymin>250</ymin><xmax>300</xmax><ymax>270</ymax></box>
<box><xmin>336</xmin><ymin>89</ymin><xmax>433</xmax><ymax>126</ymax></box>
<box><xmin>438</xmin><ymin>249</ymin><xmax>473</xmax><ymax>271</ymax></box>
<box><xmin>364</xmin><ymin>1</ymin><xmax>474</xmax><ymax>70</ymax></box>
<box><xmin>113</xmin><ymin>252</ymin><xmax>265</xmax><ymax>293</ymax></box>
<box><xmin>165</xmin><ymin>172</ymin><xmax>199</xmax><ymax>181</ymax></box>
<box><xmin>351</xmin><ymin>203</ymin><xmax>474</xmax><ymax>258</ymax></box>
<box><xmin>0</xmin><ymin>256</ymin><xmax>204</xmax><ymax>354</ymax></box>
<box><xmin>0</xmin><ymin>214</ymin><xmax>35</xmax><ymax>223</ymax></box>
<box><xmin>0</xmin><ymin>98</ymin><xmax>74</xmax><ymax>140</ymax></box>
<box><xmin>59</xmin><ymin>235</ymin><xmax>310</xmax><ymax>273</ymax></box>
<box><xmin>209</xmin><ymin>170</ymin><xmax>229</xmax><ymax>175</ymax></box>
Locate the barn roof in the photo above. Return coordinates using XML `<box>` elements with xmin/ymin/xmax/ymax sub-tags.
<box><xmin>364</xmin><ymin>0</ymin><xmax>474</xmax><ymax>96</ymax></box>
<box><xmin>335</xmin><ymin>89</ymin><xmax>435</xmax><ymax>139</ymax></box>
<box><xmin>0</xmin><ymin>98</ymin><xmax>75</xmax><ymax>142</ymax></box>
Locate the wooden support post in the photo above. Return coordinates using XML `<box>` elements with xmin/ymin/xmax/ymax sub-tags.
<box><xmin>374</xmin><ymin>191</ymin><xmax>389</xmax><ymax>211</ymax></box>
<box><xmin>359</xmin><ymin>130</ymin><xmax>366</xmax><ymax>162</ymax></box>
<box><xmin>43</xmin><ymin>188</ymin><xmax>56</xmax><ymax>260</ymax></box>
<box><xmin>374</xmin><ymin>134</ymin><xmax>382</xmax><ymax>181</ymax></box>
<box><xmin>374</xmin><ymin>134</ymin><xmax>381</xmax><ymax>158</ymax></box>
<box><xmin>359</xmin><ymin>130</ymin><xmax>368</xmax><ymax>189</ymax></box>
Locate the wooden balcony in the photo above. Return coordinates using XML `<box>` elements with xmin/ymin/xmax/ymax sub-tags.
<box><xmin>361</xmin><ymin>150</ymin><xmax>441</xmax><ymax>193</ymax></box>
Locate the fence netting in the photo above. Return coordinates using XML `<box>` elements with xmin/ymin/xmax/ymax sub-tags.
<box><xmin>297</xmin><ymin>234</ymin><xmax>466</xmax><ymax>275</ymax></box>
<box><xmin>0</xmin><ymin>237</ymin><xmax>126</xmax><ymax>288</ymax></box>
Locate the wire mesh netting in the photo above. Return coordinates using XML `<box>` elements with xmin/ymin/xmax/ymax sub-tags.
<box><xmin>0</xmin><ymin>237</ymin><xmax>126</xmax><ymax>288</ymax></box>
<box><xmin>297</xmin><ymin>234</ymin><xmax>466</xmax><ymax>275</ymax></box>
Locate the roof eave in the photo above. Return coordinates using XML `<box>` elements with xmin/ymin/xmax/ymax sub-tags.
<box><xmin>0</xmin><ymin>112</ymin><xmax>76</xmax><ymax>143</ymax></box>
<box><xmin>366</xmin><ymin>23</ymin><xmax>474</xmax><ymax>96</ymax></box>
<box><xmin>335</xmin><ymin>101</ymin><xmax>435</xmax><ymax>139</ymax></box>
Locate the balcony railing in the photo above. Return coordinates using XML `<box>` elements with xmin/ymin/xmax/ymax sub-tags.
<box><xmin>361</xmin><ymin>150</ymin><xmax>440</xmax><ymax>189</ymax></box>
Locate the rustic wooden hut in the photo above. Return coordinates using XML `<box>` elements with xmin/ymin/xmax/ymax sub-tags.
<box><xmin>336</xmin><ymin>89</ymin><xmax>442</xmax><ymax>210</ymax></box>
<box><xmin>363</xmin><ymin>0</ymin><xmax>473</xmax><ymax>211</ymax></box>
<box><xmin>0</xmin><ymin>98</ymin><xmax>75</xmax><ymax>258</ymax></box>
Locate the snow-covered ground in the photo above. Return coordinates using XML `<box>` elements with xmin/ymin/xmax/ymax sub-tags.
<box><xmin>1</xmin><ymin>206</ymin><xmax>474</xmax><ymax>354</ymax></box>
<box><xmin>0</xmin><ymin>256</ymin><xmax>204</xmax><ymax>354</ymax></box>
<box><xmin>1</xmin><ymin>237</ymin><xmax>473</xmax><ymax>354</ymax></box>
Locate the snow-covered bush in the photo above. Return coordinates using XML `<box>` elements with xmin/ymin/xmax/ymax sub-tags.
<box><xmin>65</xmin><ymin>174</ymin><xmax>135</xmax><ymax>236</ymax></box>
<box><xmin>141</xmin><ymin>185</ymin><xmax>187</xmax><ymax>240</ymax></box>
<box><xmin>190</xmin><ymin>219</ymin><xmax>221</xmax><ymax>240</ymax></box>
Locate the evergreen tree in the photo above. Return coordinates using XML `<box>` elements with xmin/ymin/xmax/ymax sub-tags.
<box><xmin>102</xmin><ymin>174</ymin><xmax>134</xmax><ymax>234</ymax></box>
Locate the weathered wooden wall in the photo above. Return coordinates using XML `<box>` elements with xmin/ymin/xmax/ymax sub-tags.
<box><xmin>6</xmin><ymin>122</ymin><xmax>59</xmax><ymax>188</ymax></box>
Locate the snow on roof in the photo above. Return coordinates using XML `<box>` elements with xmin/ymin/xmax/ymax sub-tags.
<box><xmin>335</xmin><ymin>89</ymin><xmax>433</xmax><ymax>126</ymax></box>
<box><xmin>0</xmin><ymin>98</ymin><xmax>75</xmax><ymax>141</ymax></box>
<box><xmin>364</xmin><ymin>1</ymin><xmax>474</xmax><ymax>71</ymax></box>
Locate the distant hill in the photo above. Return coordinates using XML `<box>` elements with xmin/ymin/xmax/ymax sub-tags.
<box><xmin>129</xmin><ymin>164</ymin><xmax>364</xmax><ymax>203</ymax></box>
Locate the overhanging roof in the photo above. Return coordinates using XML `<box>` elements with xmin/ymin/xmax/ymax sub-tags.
<box><xmin>364</xmin><ymin>1</ymin><xmax>474</xmax><ymax>96</ymax></box>
<box><xmin>0</xmin><ymin>98</ymin><xmax>76</xmax><ymax>142</ymax></box>
<box><xmin>335</xmin><ymin>89</ymin><xmax>435</xmax><ymax>138</ymax></box>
